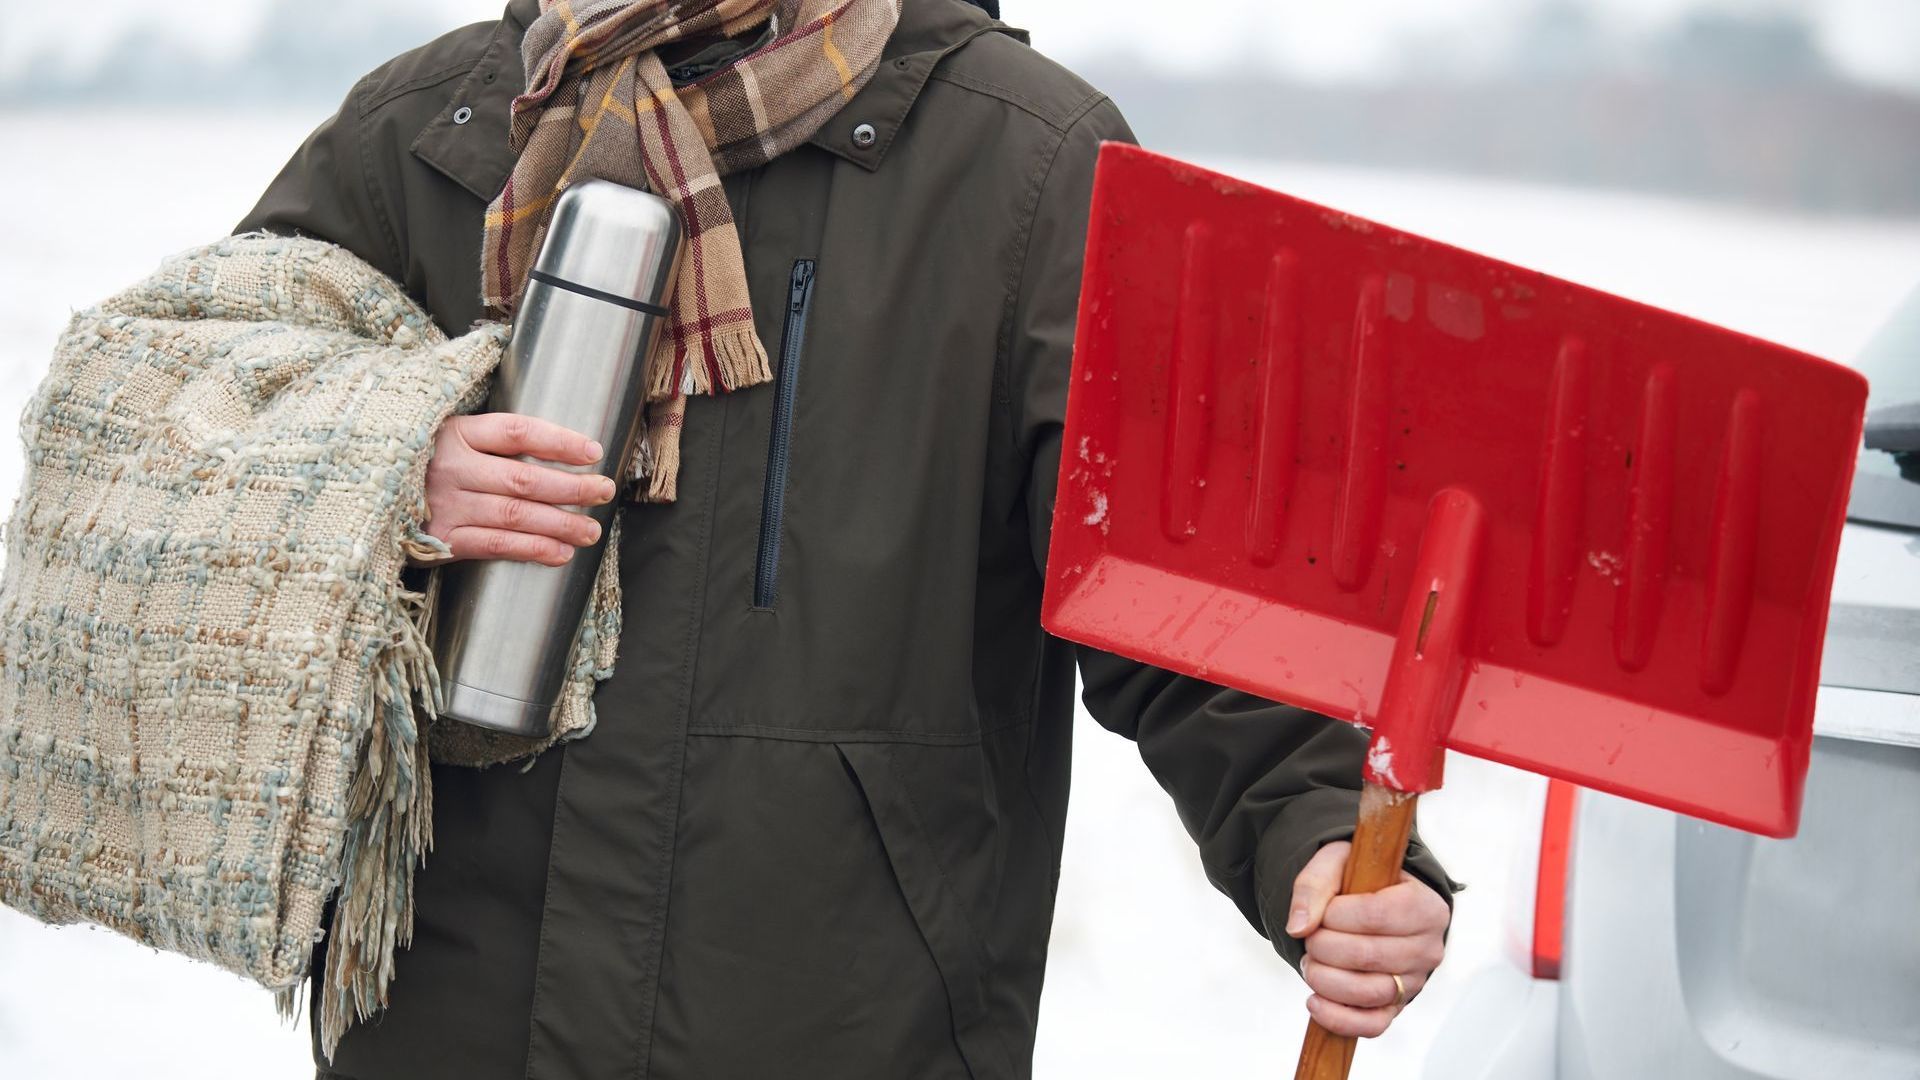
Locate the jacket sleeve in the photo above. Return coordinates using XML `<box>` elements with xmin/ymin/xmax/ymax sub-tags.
<box><xmin>234</xmin><ymin>70</ymin><xmax>407</xmax><ymax>283</ymax></box>
<box><xmin>1009</xmin><ymin>98</ymin><xmax>1458</xmax><ymax>971</ymax></box>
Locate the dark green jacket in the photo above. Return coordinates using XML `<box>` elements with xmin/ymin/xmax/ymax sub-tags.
<box><xmin>238</xmin><ymin>1</ymin><xmax>1453</xmax><ymax>1076</ymax></box>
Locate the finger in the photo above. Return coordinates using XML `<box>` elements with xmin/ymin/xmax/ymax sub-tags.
<box><xmin>1321</xmin><ymin>878</ymin><xmax>1451</xmax><ymax>937</ymax></box>
<box><xmin>458</xmin><ymin>413</ymin><xmax>604</xmax><ymax>466</ymax></box>
<box><xmin>454</xmin><ymin>492</ymin><xmax>603</xmax><ymax>547</ymax></box>
<box><xmin>1301</xmin><ymin>955</ymin><xmax>1428</xmax><ymax>1010</ymax></box>
<box><xmin>1304</xmin><ymin>927</ymin><xmax>1445</xmax><ymax>975</ymax></box>
<box><xmin>1286</xmin><ymin>841</ymin><xmax>1349</xmax><ymax>938</ymax></box>
<box><xmin>1304</xmin><ymin>993</ymin><xmax>1397</xmax><ymax>1040</ymax></box>
<box><xmin>441</xmin><ymin>526</ymin><xmax>576</xmax><ymax>567</ymax></box>
<box><xmin>455</xmin><ymin>456</ymin><xmax>618</xmax><ymax>507</ymax></box>
<box><xmin>1400</xmin><ymin>867</ymin><xmax>1455</xmax><ymax>905</ymax></box>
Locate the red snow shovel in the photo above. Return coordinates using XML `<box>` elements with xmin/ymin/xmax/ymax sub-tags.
<box><xmin>1041</xmin><ymin>145</ymin><xmax>1868</xmax><ymax>1080</ymax></box>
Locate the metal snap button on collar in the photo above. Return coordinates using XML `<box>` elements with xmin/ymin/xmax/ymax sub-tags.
<box><xmin>453</xmin><ymin>106</ymin><xmax>474</xmax><ymax>125</ymax></box>
<box><xmin>851</xmin><ymin>122</ymin><xmax>877</xmax><ymax>149</ymax></box>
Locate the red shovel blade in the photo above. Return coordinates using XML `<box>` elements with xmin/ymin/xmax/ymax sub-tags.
<box><xmin>1043</xmin><ymin>145</ymin><xmax>1868</xmax><ymax>838</ymax></box>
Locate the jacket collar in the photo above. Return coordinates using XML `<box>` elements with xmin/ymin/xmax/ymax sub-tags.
<box><xmin>802</xmin><ymin>0</ymin><xmax>1016</xmax><ymax>170</ymax></box>
<box><xmin>413</xmin><ymin>0</ymin><xmax>1020</xmax><ymax>202</ymax></box>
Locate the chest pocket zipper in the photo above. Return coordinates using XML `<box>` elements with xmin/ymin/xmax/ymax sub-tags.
<box><xmin>754</xmin><ymin>258</ymin><xmax>817</xmax><ymax>609</ymax></box>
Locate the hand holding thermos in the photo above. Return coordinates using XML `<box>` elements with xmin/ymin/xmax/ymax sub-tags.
<box><xmin>415</xmin><ymin>412</ymin><xmax>617</xmax><ymax>568</ymax></box>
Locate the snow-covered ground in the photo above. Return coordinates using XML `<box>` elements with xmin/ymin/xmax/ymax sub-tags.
<box><xmin>1</xmin><ymin>107</ymin><xmax>1916</xmax><ymax>1080</ymax></box>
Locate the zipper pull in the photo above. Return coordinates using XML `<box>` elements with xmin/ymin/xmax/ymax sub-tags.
<box><xmin>789</xmin><ymin>261</ymin><xmax>815</xmax><ymax>312</ymax></box>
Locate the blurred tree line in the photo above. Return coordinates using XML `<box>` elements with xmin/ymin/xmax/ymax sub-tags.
<box><xmin>0</xmin><ymin>0</ymin><xmax>448</xmax><ymax>105</ymax></box>
<box><xmin>1095</xmin><ymin>5</ymin><xmax>1920</xmax><ymax>215</ymax></box>
<box><xmin>4</xmin><ymin>0</ymin><xmax>1916</xmax><ymax>215</ymax></box>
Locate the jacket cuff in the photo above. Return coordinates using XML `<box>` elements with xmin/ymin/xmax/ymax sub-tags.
<box><xmin>1252</xmin><ymin>787</ymin><xmax>1461</xmax><ymax>971</ymax></box>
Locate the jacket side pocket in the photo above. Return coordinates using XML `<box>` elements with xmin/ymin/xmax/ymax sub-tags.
<box><xmin>836</xmin><ymin>742</ymin><xmax>1014</xmax><ymax>1080</ymax></box>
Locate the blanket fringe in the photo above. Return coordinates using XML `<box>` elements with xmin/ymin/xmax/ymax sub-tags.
<box><xmin>312</xmin><ymin>563</ymin><xmax>444</xmax><ymax>1059</ymax></box>
<box><xmin>273</xmin><ymin>978</ymin><xmax>306</xmax><ymax>1027</ymax></box>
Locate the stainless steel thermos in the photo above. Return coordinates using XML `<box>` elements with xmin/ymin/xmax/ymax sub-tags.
<box><xmin>430</xmin><ymin>179</ymin><xmax>683</xmax><ymax>737</ymax></box>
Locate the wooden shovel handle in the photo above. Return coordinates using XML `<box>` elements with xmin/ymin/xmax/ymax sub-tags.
<box><xmin>1292</xmin><ymin>781</ymin><xmax>1421</xmax><ymax>1080</ymax></box>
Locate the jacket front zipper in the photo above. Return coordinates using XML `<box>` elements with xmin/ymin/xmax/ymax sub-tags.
<box><xmin>754</xmin><ymin>258</ymin><xmax>816</xmax><ymax>609</ymax></box>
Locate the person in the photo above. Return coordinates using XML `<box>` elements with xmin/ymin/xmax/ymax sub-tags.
<box><xmin>238</xmin><ymin>1</ymin><xmax>1456</xmax><ymax>1076</ymax></box>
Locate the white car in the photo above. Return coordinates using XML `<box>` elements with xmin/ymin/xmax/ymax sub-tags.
<box><xmin>1422</xmin><ymin>285</ymin><xmax>1920</xmax><ymax>1080</ymax></box>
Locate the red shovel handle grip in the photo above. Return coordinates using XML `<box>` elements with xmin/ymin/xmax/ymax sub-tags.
<box><xmin>1293</xmin><ymin>782</ymin><xmax>1420</xmax><ymax>1080</ymax></box>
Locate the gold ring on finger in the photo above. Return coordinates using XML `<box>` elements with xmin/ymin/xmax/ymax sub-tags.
<box><xmin>1390</xmin><ymin>972</ymin><xmax>1407</xmax><ymax>1010</ymax></box>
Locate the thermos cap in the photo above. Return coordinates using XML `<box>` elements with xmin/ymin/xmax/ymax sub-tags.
<box><xmin>532</xmin><ymin>179</ymin><xmax>684</xmax><ymax>308</ymax></box>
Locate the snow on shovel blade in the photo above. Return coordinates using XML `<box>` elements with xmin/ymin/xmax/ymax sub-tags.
<box><xmin>1042</xmin><ymin>144</ymin><xmax>1868</xmax><ymax>838</ymax></box>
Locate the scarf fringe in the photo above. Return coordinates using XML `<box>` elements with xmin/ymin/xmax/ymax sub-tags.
<box><xmin>708</xmin><ymin>327</ymin><xmax>773</xmax><ymax>393</ymax></box>
<box><xmin>641</xmin><ymin>414</ymin><xmax>681</xmax><ymax>503</ymax></box>
<box><xmin>624</xmin><ymin>424</ymin><xmax>656</xmax><ymax>491</ymax></box>
<box><xmin>647</xmin><ymin>327</ymin><xmax>771</xmax><ymax>401</ymax></box>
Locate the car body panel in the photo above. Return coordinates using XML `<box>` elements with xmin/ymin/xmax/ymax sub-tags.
<box><xmin>1553</xmin><ymin>731</ymin><xmax>1920</xmax><ymax>1080</ymax></box>
<box><xmin>1668</xmin><ymin>734</ymin><xmax>1920</xmax><ymax>1077</ymax></box>
<box><xmin>1423</xmin><ymin>964</ymin><xmax>1560</xmax><ymax>1079</ymax></box>
<box><xmin>1820</xmin><ymin>522</ymin><xmax>1920</xmax><ymax>700</ymax></box>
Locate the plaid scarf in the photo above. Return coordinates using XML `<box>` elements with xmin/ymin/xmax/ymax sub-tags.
<box><xmin>482</xmin><ymin>0</ymin><xmax>901</xmax><ymax>502</ymax></box>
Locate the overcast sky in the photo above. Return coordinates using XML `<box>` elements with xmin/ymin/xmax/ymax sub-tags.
<box><xmin>5</xmin><ymin>0</ymin><xmax>1919</xmax><ymax>90</ymax></box>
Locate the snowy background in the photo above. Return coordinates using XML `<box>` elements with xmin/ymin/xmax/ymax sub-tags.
<box><xmin>0</xmin><ymin>105</ymin><xmax>1915</xmax><ymax>1080</ymax></box>
<box><xmin>3</xmin><ymin>1</ymin><xmax>1920</xmax><ymax>1077</ymax></box>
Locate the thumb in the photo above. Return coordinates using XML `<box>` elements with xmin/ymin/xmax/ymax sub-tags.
<box><xmin>1286</xmin><ymin>840</ymin><xmax>1350</xmax><ymax>939</ymax></box>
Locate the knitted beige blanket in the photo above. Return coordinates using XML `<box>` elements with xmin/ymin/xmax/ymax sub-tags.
<box><xmin>0</xmin><ymin>234</ymin><xmax>614</xmax><ymax>1057</ymax></box>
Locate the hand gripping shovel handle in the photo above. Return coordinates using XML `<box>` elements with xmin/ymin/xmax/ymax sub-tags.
<box><xmin>1292</xmin><ymin>488</ymin><xmax>1486</xmax><ymax>1080</ymax></box>
<box><xmin>1291</xmin><ymin>784</ymin><xmax>1420</xmax><ymax>1080</ymax></box>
